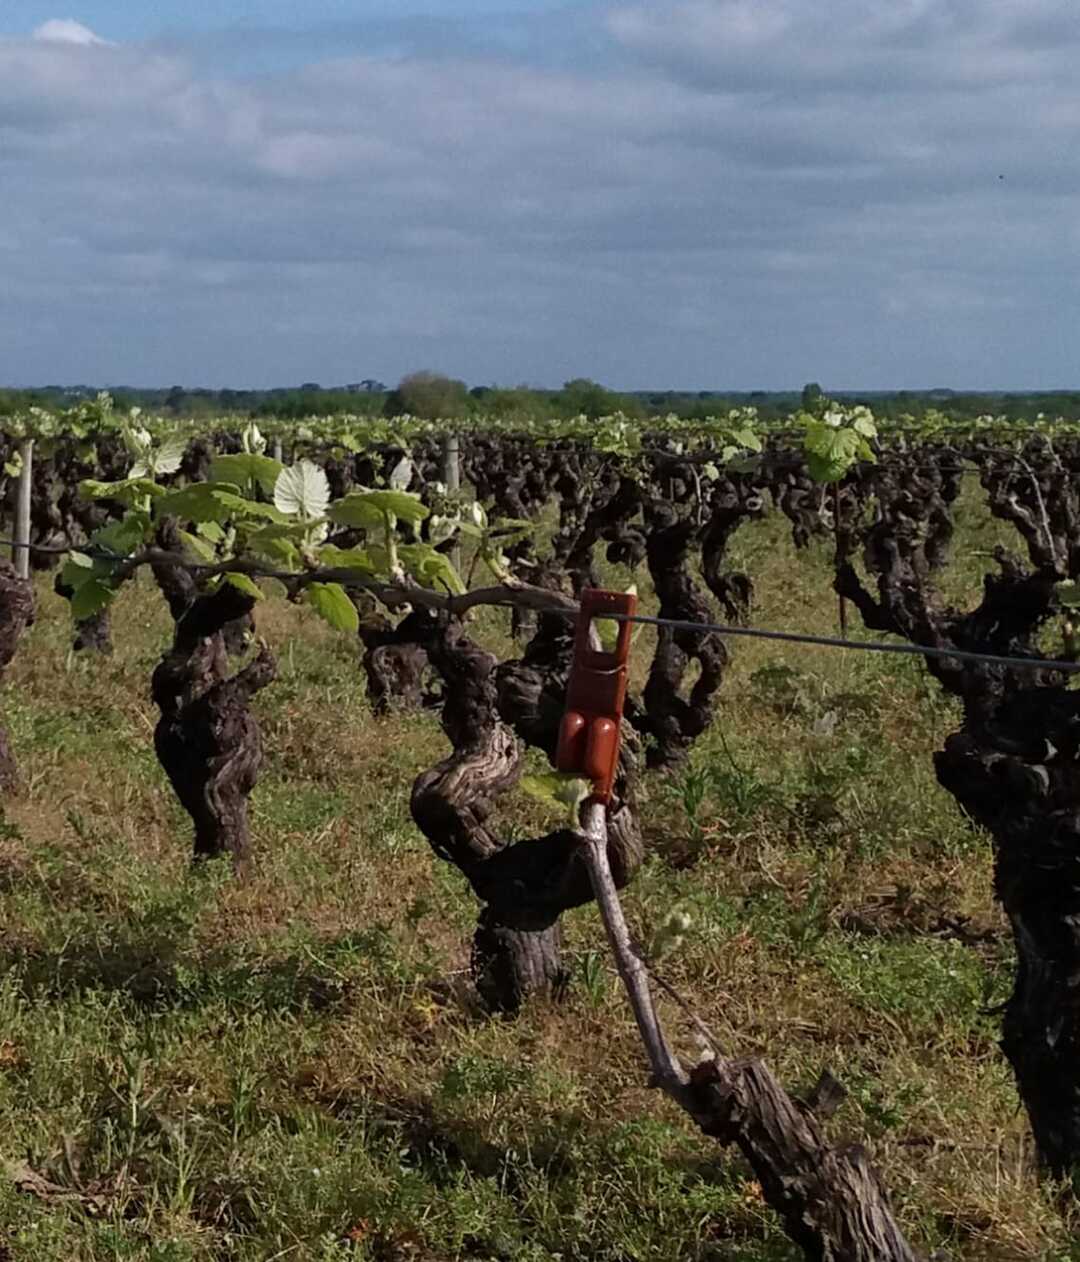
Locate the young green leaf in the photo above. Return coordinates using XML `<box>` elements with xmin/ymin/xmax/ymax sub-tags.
<box><xmin>325</xmin><ymin>494</ymin><xmax>385</xmax><ymax>531</ymax></box>
<box><xmin>318</xmin><ymin>544</ymin><xmax>376</xmax><ymax>573</ymax></box>
<box><xmin>398</xmin><ymin>544</ymin><xmax>465</xmax><ymax>595</ymax></box>
<box><xmin>247</xmin><ymin>533</ymin><xmax>300</xmax><ymax>571</ymax></box>
<box><xmin>520</xmin><ymin>771</ymin><xmax>592</xmax><ymax>826</ymax></box>
<box><xmin>223</xmin><ymin>572</ymin><xmax>263</xmax><ymax>601</ymax></box>
<box><xmin>92</xmin><ymin>513</ymin><xmax>151</xmax><ymax>556</ymax></box>
<box><xmin>154</xmin><ymin>482</ymin><xmax>249</xmax><ymax>524</ymax></box>
<box><xmin>804</xmin><ymin>421</ymin><xmax>863</xmax><ymax>483</ymax></box>
<box><xmin>593</xmin><ymin>586</ymin><xmax>637</xmax><ymax>652</ymax></box>
<box><xmin>80</xmin><ymin>477</ymin><xmax>165</xmax><ymax>507</ymax></box>
<box><xmin>305</xmin><ymin>582</ymin><xmax>360</xmax><ymax>634</ymax></box>
<box><xmin>211</xmin><ymin>453</ymin><xmax>284</xmax><ymax>498</ymax></box>
<box><xmin>178</xmin><ymin>530</ymin><xmax>217</xmax><ymax>564</ymax></box>
<box><xmin>70</xmin><ymin>578</ymin><xmax>114</xmax><ymax>621</ymax></box>
<box><xmin>330</xmin><ymin>489</ymin><xmax>429</xmax><ymax>529</ymax></box>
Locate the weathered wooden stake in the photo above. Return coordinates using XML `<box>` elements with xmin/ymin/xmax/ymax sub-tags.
<box><xmin>14</xmin><ymin>440</ymin><xmax>33</xmax><ymax>581</ymax></box>
<box><xmin>443</xmin><ymin>431</ymin><xmax>461</xmax><ymax>569</ymax></box>
<box><xmin>442</xmin><ymin>432</ymin><xmax>461</xmax><ymax>493</ymax></box>
<box><xmin>577</xmin><ymin>801</ymin><xmax>922</xmax><ymax>1262</ymax></box>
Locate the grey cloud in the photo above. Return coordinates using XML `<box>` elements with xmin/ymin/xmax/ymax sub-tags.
<box><xmin>0</xmin><ymin>6</ymin><xmax>1077</xmax><ymax>388</ymax></box>
<box><xmin>608</xmin><ymin>0</ymin><xmax>1080</xmax><ymax>92</ymax></box>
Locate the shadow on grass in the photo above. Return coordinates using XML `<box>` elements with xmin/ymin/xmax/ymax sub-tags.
<box><xmin>0</xmin><ymin>930</ymin><xmax>366</xmax><ymax>1015</ymax></box>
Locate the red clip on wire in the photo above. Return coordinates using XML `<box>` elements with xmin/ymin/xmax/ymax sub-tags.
<box><xmin>555</xmin><ymin>588</ymin><xmax>637</xmax><ymax>803</ymax></box>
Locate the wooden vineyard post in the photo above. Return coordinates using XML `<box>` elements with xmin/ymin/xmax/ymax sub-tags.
<box><xmin>442</xmin><ymin>431</ymin><xmax>461</xmax><ymax>493</ymax></box>
<box><xmin>442</xmin><ymin>431</ymin><xmax>461</xmax><ymax>570</ymax></box>
<box><xmin>13</xmin><ymin>439</ymin><xmax>32</xmax><ymax>581</ymax></box>
<box><xmin>834</xmin><ymin>481</ymin><xmax>847</xmax><ymax>637</ymax></box>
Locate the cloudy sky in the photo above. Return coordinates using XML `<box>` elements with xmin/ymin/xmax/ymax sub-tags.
<box><xmin>1</xmin><ymin>2</ymin><xmax>1077</xmax><ymax>390</ymax></box>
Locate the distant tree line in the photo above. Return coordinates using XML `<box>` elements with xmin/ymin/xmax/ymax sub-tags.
<box><xmin>4</xmin><ymin>374</ymin><xmax>1080</xmax><ymax>423</ymax></box>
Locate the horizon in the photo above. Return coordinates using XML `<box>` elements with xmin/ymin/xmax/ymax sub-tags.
<box><xmin>9</xmin><ymin>381</ymin><xmax>1080</xmax><ymax>399</ymax></box>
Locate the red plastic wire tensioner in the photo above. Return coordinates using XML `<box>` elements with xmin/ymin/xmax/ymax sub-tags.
<box><xmin>555</xmin><ymin>588</ymin><xmax>638</xmax><ymax>803</ymax></box>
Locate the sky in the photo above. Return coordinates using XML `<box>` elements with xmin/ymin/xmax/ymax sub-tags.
<box><xmin>1</xmin><ymin>2</ymin><xmax>1078</xmax><ymax>391</ymax></box>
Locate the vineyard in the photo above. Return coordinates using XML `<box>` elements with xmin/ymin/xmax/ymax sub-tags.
<box><xmin>1</xmin><ymin>395</ymin><xmax>1080</xmax><ymax>1260</ymax></box>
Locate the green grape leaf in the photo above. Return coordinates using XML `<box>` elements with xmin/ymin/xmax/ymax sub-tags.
<box><xmin>178</xmin><ymin>530</ymin><xmax>217</xmax><ymax>563</ymax></box>
<box><xmin>324</xmin><ymin>494</ymin><xmax>384</xmax><ymax>531</ymax></box>
<box><xmin>150</xmin><ymin>434</ymin><xmax>188</xmax><ymax>477</ymax></box>
<box><xmin>223</xmin><ymin>572</ymin><xmax>263</xmax><ymax>601</ymax></box>
<box><xmin>305</xmin><ymin>582</ymin><xmax>359</xmax><ymax>634</ymax></box>
<box><xmin>80</xmin><ymin>477</ymin><xmax>165</xmax><ymax>507</ymax></box>
<box><xmin>361</xmin><ymin>545</ymin><xmax>393</xmax><ymax>579</ymax></box>
<box><xmin>398</xmin><ymin>544</ymin><xmax>465</xmax><ymax>594</ymax></box>
<box><xmin>730</xmin><ymin>426</ymin><xmax>763</xmax><ymax>452</ymax></box>
<box><xmin>242</xmin><ymin>521</ymin><xmax>310</xmax><ymax>544</ymax></box>
<box><xmin>318</xmin><ymin>545</ymin><xmax>376</xmax><ymax>573</ymax></box>
<box><xmin>60</xmin><ymin>556</ymin><xmax>97</xmax><ymax>588</ymax></box>
<box><xmin>154</xmin><ymin>482</ymin><xmax>248</xmax><ymax>524</ymax></box>
<box><xmin>804</xmin><ymin>420</ymin><xmax>863</xmax><ymax>483</ymax></box>
<box><xmin>70</xmin><ymin>578</ymin><xmax>114</xmax><ymax>621</ymax></box>
<box><xmin>593</xmin><ymin>586</ymin><xmax>636</xmax><ymax>652</ymax></box>
<box><xmin>253</xmin><ymin>536</ymin><xmax>300</xmax><ymax>570</ymax></box>
<box><xmin>520</xmin><ymin>772</ymin><xmax>592</xmax><ymax>826</ymax></box>
<box><xmin>92</xmin><ymin>513</ymin><xmax>150</xmax><ymax>557</ymax></box>
<box><xmin>211</xmin><ymin>453</ymin><xmax>283</xmax><ymax>497</ymax></box>
<box><xmin>328</xmin><ymin>489</ymin><xmax>429</xmax><ymax>530</ymax></box>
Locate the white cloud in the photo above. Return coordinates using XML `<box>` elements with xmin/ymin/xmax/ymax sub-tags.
<box><xmin>32</xmin><ymin>18</ymin><xmax>108</xmax><ymax>46</ymax></box>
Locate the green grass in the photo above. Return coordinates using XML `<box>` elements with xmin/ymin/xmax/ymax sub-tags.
<box><xmin>1</xmin><ymin>482</ymin><xmax>1077</xmax><ymax>1259</ymax></box>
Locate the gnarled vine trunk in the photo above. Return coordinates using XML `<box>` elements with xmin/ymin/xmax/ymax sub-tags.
<box><xmin>412</xmin><ymin>613</ymin><xmax>643</xmax><ymax>1012</ymax></box>
<box><xmin>935</xmin><ymin>682</ymin><xmax>1080</xmax><ymax>1177</ymax></box>
<box><xmin>356</xmin><ymin>605</ymin><xmax>437</xmax><ymax>714</ymax></box>
<box><xmin>834</xmin><ymin>442</ymin><xmax>1080</xmax><ymax>1176</ymax></box>
<box><xmin>151</xmin><ymin>531</ymin><xmax>275</xmax><ymax>872</ymax></box>
<box><xmin>641</xmin><ymin>501</ymin><xmax>728</xmax><ymax>770</ymax></box>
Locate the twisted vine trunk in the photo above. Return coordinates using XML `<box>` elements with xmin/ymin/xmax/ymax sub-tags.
<box><xmin>835</xmin><ymin>443</ymin><xmax>1080</xmax><ymax>1175</ymax></box>
<box><xmin>151</xmin><ymin>533</ymin><xmax>275</xmax><ymax>872</ymax></box>
<box><xmin>0</xmin><ymin>562</ymin><xmax>34</xmax><ymax>793</ymax></box>
<box><xmin>641</xmin><ymin>502</ymin><xmax>728</xmax><ymax>770</ymax></box>
<box><xmin>936</xmin><ymin>684</ymin><xmax>1080</xmax><ymax>1177</ymax></box>
<box><xmin>356</xmin><ymin>606</ymin><xmax>437</xmax><ymax>714</ymax></box>
<box><xmin>412</xmin><ymin>614</ymin><xmax>643</xmax><ymax>1012</ymax></box>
